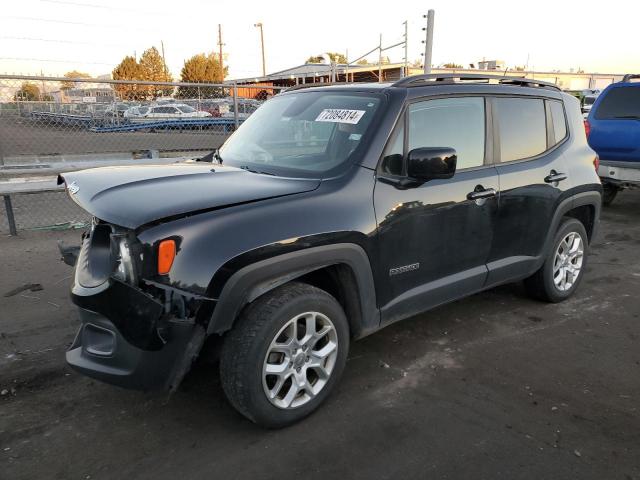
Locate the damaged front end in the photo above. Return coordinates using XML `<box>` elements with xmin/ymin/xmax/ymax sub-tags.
<box><xmin>65</xmin><ymin>220</ymin><xmax>211</xmax><ymax>391</ymax></box>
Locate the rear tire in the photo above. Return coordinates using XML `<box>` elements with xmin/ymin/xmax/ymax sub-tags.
<box><xmin>524</xmin><ymin>218</ymin><xmax>588</xmax><ymax>303</ymax></box>
<box><xmin>219</xmin><ymin>282</ymin><xmax>349</xmax><ymax>428</ymax></box>
<box><xmin>602</xmin><ymin>184</ymin><xmax>620</xmax><ymax>206</ymax></box>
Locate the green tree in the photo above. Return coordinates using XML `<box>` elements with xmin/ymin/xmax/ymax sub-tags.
<box><xmin>112</xmin><ymin>55</ymin><xmax>144</xmax><ymax>100</ymax></box>
<box><xmin>177</xmin><ymin>52</ymin><xmax>227</xmax><ymax>98</ymax></box>
<box><xmin>14</xmin><ymin>82</ymin><xmax>40</xmax><ymax>101</ymax></box>
<box><xmin>139</xmin><ymin>46</ymin><xmax>173</xmax><ymax>98</ymax></box>
<box><xmin>61</xmin><ymin>70</ymin><xmax>92</xmax><ymax>90</ymax></box>
<box><xmin>357</xmin><ymin>58</ymin><xmax>370</xmax><ymax>66</ymax></box>
<box><xmin>306</xmin><ymin>52</ymin><xmax>348</xmax><ymax>64</ymax></box>
<box><xmin>442</xmin><ymin>63</ymin><xmax>463</xmax><ymax>69</ymax></box>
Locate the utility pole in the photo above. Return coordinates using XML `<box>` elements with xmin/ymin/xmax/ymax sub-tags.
<box><xmin>423</xmin><ymin>10</ymin><xmax>435</xmax><ymax>74</ymax></box>
<box><xmin>218</xmin><ymin>24</ymin><xmax>225</xmax><ymax>79</ymax></box>
<box><xmin>160</xmin><ymin>40</ymin><xmax>168</xmax><ymax>77</ymax></box>
<box><xmin>254</xmin><ymin>22</ymin><xmax>266</xmax><ymax>77</ymax></box>
<box><xmin>378</xmin><ymin>33</ymin><xmax>383</xmax><ymax>82</ymax></box>
<box><xmin>403</xmin><ymin>20</ymin><xmax>408</xmax><ymax>78</ymax></box>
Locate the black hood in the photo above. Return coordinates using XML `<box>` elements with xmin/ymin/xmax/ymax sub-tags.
<box><xmin>59</xmin><ymin>163</ymin><xmax>320</xmax><ymax>229</ymax></box>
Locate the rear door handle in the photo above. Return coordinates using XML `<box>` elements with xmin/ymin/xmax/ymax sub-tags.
<box><xmin>467</xmin><ymin>187</ymin><xmax>497</xmax><ymax>201</ymax></box>
<box><xmin>544</xmin><ymin>171</ymin><xmax>567</xmax><ymax>183</ymax></box>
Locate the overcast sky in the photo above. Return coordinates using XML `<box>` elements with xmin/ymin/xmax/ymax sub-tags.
<box><xmin>1</xmin><ymin>0</ymin><xmax>638</xmax><ymax>80</ymax></box>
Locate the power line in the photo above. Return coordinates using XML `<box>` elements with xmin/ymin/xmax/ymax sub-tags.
<box><xmin>38</xmin><ymin>0</ymin><xmax>175</xmax><ymax>16</ymax></box>
<box><xmin>0</xmin><ymin>57</ymin><xmax>114</xmax><ymax>66</ymax></box>
<box><xmin>3</xmin><ymin>15</ymin><xmax>158</xmax><ymax>32</ymax></box>
<box><xmin>0</xmin><ymin>36</ymin><xmax>131</xmax><ymax>49</ymax></box>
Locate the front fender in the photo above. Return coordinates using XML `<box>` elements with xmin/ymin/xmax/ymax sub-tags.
<box><xmin>207</xmin><ymin>243</ymin><xmax>380</xmax><ymax>338</ymax></box>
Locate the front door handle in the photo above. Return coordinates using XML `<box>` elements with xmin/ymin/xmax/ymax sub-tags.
<box><xmin>467</xmin><ymin>187</ymin><xmax>497</xmax><ymax>201</ymax></box>
<box><xmin>544</xmin><ymin>171</ymin><xmax>568</xmax><ymax>183</ymax></box>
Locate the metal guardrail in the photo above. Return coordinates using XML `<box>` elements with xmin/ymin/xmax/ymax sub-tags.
<box><xmin>88</xmin><ymin>117</ymin><xmax>244</xmax><ymax>133</ymax></box>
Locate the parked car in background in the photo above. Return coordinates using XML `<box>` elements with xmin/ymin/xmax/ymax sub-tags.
<box><xmin>123</xmin><ymin>106</ymin><xmax>150</xmax><ymax>119</ymax></box>
<box><xmin>142</xmin><ymin>104</ymin><xmax>212</xmax><ymax>119</ymax></box>
<box><xmin>586</xmin><ymin>74</ymin><xmax>640</xmax><ymax>204</ymax></box>
<box><xmin>60</xmin><ymin>74</ymin><xmax>601</xmax><ymax>428</ymax></box>
<box><xmin>226</xmin><ymin>99</ymin><xmax>260</xmax><ymax>120</ymax></box>
<box><xmin>184</xmin><ymin>99</ymin><xmax>231</xmax><ymax>117</ymax></box>
<box><xmin>104</xmin><ymin>103</ymin><xmax>135</xmax><ymax>118</ymax></box>
<box><xmin>582</xmin><ymin>94</ymin><xmax>598</xmax><ymax>114</ymax></box>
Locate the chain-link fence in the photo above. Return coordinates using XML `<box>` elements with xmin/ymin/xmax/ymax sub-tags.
<box><xmin>0</xmin><ymin>75</ymin><xmax>284</xmax><ymax>234</ymax></box>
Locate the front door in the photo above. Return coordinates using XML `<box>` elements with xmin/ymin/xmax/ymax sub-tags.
<box><xmin>373</xmin><ymin>96</ymin><xmax>499</xmax><ymax>326</ymax></box>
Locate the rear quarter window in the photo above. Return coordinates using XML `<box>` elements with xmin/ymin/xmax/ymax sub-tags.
<box><xmin>548</xmin><ymin>100</ymin><xmax>567</xmax><ymax>145</ymax></box>
<box><xmin>595</xmin><ymin>87</ymin><xmax>640</xmax><ymax>119</ymax></box>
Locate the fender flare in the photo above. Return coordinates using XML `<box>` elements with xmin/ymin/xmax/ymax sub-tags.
<box><xmin>536</xmin><ymin>190</ymin><xmax>601</xmax><ymax>271</ymax></box>
<box><xmin>206</xmin><ymin>243</ymin><xmax>380</xmax><ymax>337</ymax></box>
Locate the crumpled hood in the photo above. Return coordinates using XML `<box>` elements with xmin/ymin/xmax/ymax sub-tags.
<box><xmin>59</xmin><ymin>163</ymin><xmax>320</xmax><ymax>229</ymax></box>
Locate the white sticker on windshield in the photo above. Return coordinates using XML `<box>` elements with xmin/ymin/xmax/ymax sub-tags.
<box><xmin>315</xmin><ymin>109</ymin><xmax>366</xmax><ymax>124</ymax></box>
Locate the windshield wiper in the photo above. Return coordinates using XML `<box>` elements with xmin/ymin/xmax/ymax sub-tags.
<box><xmin>239</xmin><ymin>165</ymin><xmax>275</xmax><ymax>176</ymax></box>
<box><xmin>197</xmin><ymin>149</ymin><xmax>224</xmax><ymax>164</ymax></box>
<box><xmin>613</xmin><ymin>115</ymin><xmax>640</xmax><ymax>120</ymax></box>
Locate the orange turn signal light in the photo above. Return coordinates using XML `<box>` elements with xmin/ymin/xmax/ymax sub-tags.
<box><xmin>157</xmin><ymin>239</ymin><xmax>176</xmax><ymax>275</ymax></box>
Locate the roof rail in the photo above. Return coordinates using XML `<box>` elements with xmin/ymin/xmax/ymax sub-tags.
<box><xmin>622</xmin><ymin>74</ymin><xmax>640</xmax><ymax>82</ymax></box>
<box><xmin>392</xmin><ymin>73</ymin><xmax>561</xmax><ymax>91</ymax></box>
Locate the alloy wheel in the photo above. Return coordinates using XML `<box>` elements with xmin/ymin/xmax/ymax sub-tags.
<box><xmin>262</xmin><ymin>312</ymin><xmax>338</xmax><ymax>409</ymax></box>
<box><xmin>553</xmin><ymin>232</ymin><xmax>584</xmax><ymax>291</ymax></box>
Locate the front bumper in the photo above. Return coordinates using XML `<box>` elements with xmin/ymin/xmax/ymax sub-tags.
<box><xmin>598</xmin><ymin>160</ymin><xmax>640</xmax><ymax>187</ymax></box>
<box><xmin>66</xmin><ymin>307</ymin><xmax>195</xmax><ymax>390</ymax></box>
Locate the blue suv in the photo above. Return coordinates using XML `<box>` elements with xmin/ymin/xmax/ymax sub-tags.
<box><xmin>587</xmin><ymin>74</ymin><xmax>640</xmax><ymax>204</ymax></box>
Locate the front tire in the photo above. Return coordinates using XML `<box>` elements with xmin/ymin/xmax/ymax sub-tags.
<box><xmin>524</xmin><ymin>218</ymin><xmax>588</xmax><ymax>303</ymax></box>
<box><xmin>220</xmin><ymin>282</ymin><xmax>349</xmax><ymax>428</ymax></box>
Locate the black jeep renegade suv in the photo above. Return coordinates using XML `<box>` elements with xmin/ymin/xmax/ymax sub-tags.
<box><xmin>60</xmin><ymin>74</ymin><xmax>602</xmax><ymax>427</ymax></box>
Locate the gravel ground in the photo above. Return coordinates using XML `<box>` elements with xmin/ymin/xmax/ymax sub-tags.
<box><xmin>0</xmin><ymin>117</ymin><xmax>228</xmax><ymax>158</ymax></box>
<box><xmin>1</xmin><ymin>190</ymin><xmax>639</xmax><ymax>480</ymax></box>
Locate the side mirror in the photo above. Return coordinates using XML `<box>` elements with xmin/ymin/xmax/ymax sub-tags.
<box><xmin>407</xmin><ymin>147</ymin><xmax>457</xmax><ymax>181</ymax></box>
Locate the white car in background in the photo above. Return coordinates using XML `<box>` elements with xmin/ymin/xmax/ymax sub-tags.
<box><xmin>582</xmin><ymin>95</ymin><xmax>598</xmax><ymax>115</ymax></box>
<box><xmin>143</xmin><ymin>104</ymin><xmax>212</xmax><ymax>119</ymax></box>
<box><xmin>123</xmin><ymin>106</ymin><xmax>150</xmax><ymax>118</ymax></box>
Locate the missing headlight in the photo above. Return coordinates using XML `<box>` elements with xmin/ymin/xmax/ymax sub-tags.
<box><xmin>112</xmin><ymin>235</ymin><xmax>136</xmax><ymax>284</ymax></box>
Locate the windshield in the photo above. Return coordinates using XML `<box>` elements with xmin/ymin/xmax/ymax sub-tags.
<box><xmin>219</xmin><ymin>91</ymin><xmax>382</xmax><ymax>177</ymax></box>
<box><xmin>584</xmin><ymin>96</ymin><xmax>596</xmax><ymax>105</ymax></box>
<box><xmin>595</xmin><ymin>87</ymin><xmax>640</xmax><ymax>119</ymax></box>
<box><xmin>177</xmin><ymin>105</ymin><xmax>196</xmax><ymax>113</ymax></box>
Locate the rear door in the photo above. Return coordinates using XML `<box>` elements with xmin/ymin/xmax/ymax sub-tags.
<box><xmin>588</xmin><ymin>84</ymin><xmax>640</xmax><ymax>163</ymax></box>
<box><xmin>486</xmin><ymin>96</ymin><xmax>572</xmax><ymax>286</ymax></box>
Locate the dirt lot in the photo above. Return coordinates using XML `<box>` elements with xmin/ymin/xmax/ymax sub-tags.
<box><xmin>1</xmin><ymin>190</ymin><xmax>639</xmax><ymax>480</ymax></box>
<box><xmin>0</xmin><ymin>117</ymin><xmax>228</xmax><ymax>158</ymax></box>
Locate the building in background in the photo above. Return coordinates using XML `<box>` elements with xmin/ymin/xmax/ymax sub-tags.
<box><xmin>228</xmin><ymin>62</ymin><xmax>626</xmax><ymax>98</ymax></box>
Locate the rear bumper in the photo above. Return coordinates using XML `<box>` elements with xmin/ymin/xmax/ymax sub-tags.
<box><xmin>66</xmin><ymin>308</ymin><xmax>196</xmax><ymax>390</ymax></box>
<box><xmin>598</xmin><ymin>160</ymin><xmax>640</xmax><ymax>187</ymax></box>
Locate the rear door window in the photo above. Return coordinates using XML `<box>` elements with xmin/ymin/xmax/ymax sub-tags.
<box><xmin>594</xmin><ymin>87</ymin><xmax>640</xmax><ymax>119</ymax></box>
<box><xmin>494</xmin><ymin>98</ymin><xmax>547</xmax><ymax>162</ymax></box>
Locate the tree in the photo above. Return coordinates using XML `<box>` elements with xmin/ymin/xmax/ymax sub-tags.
<box><xmin>139</xmin><ymin>47</ymin><xmax>173</xmax><ymax>98</ymax></box>
<box><xmin>14</xmin><ymin>82</ymin><xmax>40</xmax><ymax>101</ymax></box>
<box><xmin>176</xmin><ymin>53</ymin><xmax>228</xmax><ymax>98</ymax></box>
<box><xmin>61</xmin><ymin>70</ymin><xmax>91</xmax><ymax>90</ymax></box>
<box><xmin>306</xmin><ymin>52</ymin><xmax>348</xmax><ymax>64</ymax></box>
<box><xmin>112</xmin><ymin>55</ymin><xmax>144</xmax><ymax>100</ymax></box>
<box><xmin>357</xmin><ymin>59</ymin><xmax>370</xmax><ymax>66</ymax></box>
<box><xmin>442</xmin><ymin>63</ymin><xmax>462</xmax><ymax>69</ymax></box>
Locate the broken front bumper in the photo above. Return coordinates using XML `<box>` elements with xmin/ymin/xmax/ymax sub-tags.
<box><xmin>67</xmin><ymin>277</ymin><xmax>201</xmax><ymax>391</ymax></box>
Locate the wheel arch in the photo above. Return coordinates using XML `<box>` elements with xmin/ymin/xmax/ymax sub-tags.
<box><xmin>541</xmin><ymin>190</ymin><xmax>601</xmax><ymax>261</ymax></box>
<box><xmin>206</xmin><ymin>243</ymin><xmax>380</xmax><ymax>339</ymax></box>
